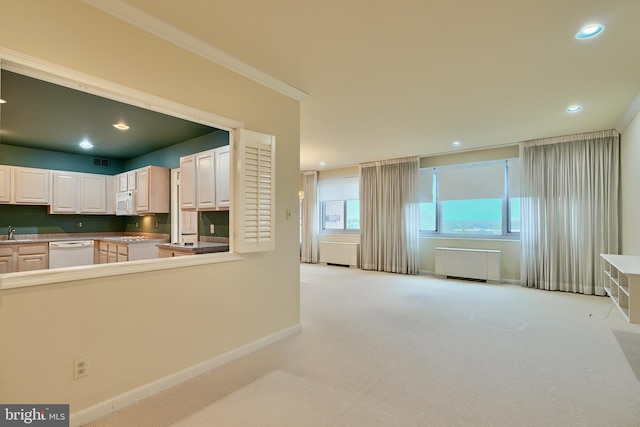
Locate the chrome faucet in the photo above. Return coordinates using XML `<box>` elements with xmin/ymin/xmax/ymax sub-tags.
<box><xmin>7</xmin><ymin>226</ymin><xmax>16</xmax><ymax>240</ymax></box>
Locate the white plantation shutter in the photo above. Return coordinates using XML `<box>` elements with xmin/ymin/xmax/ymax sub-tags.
<box><xmin>234</xmin><ymin>129</ymin><xmax>276</xmax><ymax>252</ymax></box>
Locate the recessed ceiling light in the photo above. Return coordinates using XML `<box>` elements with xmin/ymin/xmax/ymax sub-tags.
<box><xmin>451</xmin><ymin>140</ymin><xmax>462</xmax><ymax>147</ymax></box>
<box><xmin>575</xmin><ymin>24</ymin><xmax>605</xmax><ymax>40</ymax></box>
<box><xmin>319</xmin><ymin>162</ymin><xmax>326</xmax><ymax>167</ymax></box>
<box><xmin>79</xmin><ymin>140</ymin><xmax>94</xmax><ymax>149</ymax></box>
<box><xmin>113</xmin><ymin>122</ymin><xmax>130</xmax><ymax>130</ymax></box>
<box><xmin>566</xmin><ymin>105</ymin><xmax>583</xmax><ymax>113</ymax></box>
<box><xmin>0</xmin><ymin>98</ymin><xmax>7</xmax><ymax>104</ymax></box>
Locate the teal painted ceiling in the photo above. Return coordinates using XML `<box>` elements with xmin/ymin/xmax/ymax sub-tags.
<box><xmin>0</xmin><ymin>70</ymin><xmax>218</xmax><ymax>160</ymax></box>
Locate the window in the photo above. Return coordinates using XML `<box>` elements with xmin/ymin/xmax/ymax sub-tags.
<box><xmin>318</xmin><ymin>176</ymin><xmax>359</xmax><ymax>232</ymax></box>
<box><xmin>419</xmin><ymin>160</ymin><xmax>519</xmax><ymax>238</ymax></box>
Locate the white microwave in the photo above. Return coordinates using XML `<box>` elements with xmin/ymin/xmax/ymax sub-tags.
<box><xmin>116</xmin><ymin>191</ymin><xmax>135</xmax><ymax>216</ymax></box>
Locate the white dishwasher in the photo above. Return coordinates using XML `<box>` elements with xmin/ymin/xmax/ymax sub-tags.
<box><xmin>49</xmin><ymin>241</ymin><xmax>95</xmax><ymax>268</ymax></box>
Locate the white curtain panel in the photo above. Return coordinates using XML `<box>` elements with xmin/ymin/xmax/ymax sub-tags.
<box><xmin>360</xmin><ymin>157</ymin><xmax>420</xmax><ymax>274</ymax></box>
<box><xmin>520</xmin><ymin>130</ymin><xmax>619</xmax><ymax>295</ymax></box>
<box><xmin>301</xmin><ymin>171</ymin><xmax>318</xmax><ymax>263</ymax></box>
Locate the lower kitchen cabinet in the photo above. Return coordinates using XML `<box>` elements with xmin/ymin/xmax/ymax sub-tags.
<box><xmin>97</xmin><ymin>240</ymin><xmax>161</xmax><ymax>263</ymax></box>
<box><xmin>0</xmin><ymin>242</ymin><xmax>49</xmax><ymax>273</ymax></box>
<box><xmin>158</xmin><ymin>248</ymin><xmax>192</xmax><ymax>258</ymax></box>
<box><xmin>0</xmin><ymin>246</ymin><xmax>13</xmax><ymax>273</ymax></box>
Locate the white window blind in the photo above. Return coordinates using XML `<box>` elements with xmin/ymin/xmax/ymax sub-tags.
<box><xmin>234</xmin><ymin>128</ymin><xmax>275</xmax><ymax>253</ymax></box>
<box><xmin>318</xmin><ymin>176</ymin><xmax>359</xmax><ymax>201</ymax></box>
<box><xmin>507</xmin><ymin>159</ymin><xmax>520</xmax><ymax>197</ymax></box>
<box><xmin>419</xmin><ymin>168</ymin><xmax>435</xmax><ymax>203</ymax></box>
<box><xmin>438</xmin><ymin>162</ymin><xmax>505</xmax><ymax>200</ymax></box>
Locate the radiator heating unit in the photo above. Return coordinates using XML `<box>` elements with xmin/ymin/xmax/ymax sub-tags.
<box><xmin>435</xmin><ymin>247</ymin><xmax>501</xmax><ymax>283</ymax></box>
<box><xmin>319</xmin><ymin>242</ymin><xmax>360</xmax><ymax>268</ymax></box>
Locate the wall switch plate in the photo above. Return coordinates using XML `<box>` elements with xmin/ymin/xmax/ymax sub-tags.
<box><xmin>210</xmin><ymin>224</ymin><xmax>215</xmax><ymax>233</ymax></box>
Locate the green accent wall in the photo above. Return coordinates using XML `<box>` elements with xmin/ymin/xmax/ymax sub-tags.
<box><xmin>124</xmin><ymin>130</ymin><xmax>229</xmax><ymax>170</ymax></box>
<box><xmin>0</xmin><ymin>143</ymin><xmax>125</xmax><ymax>174</ymax></box>
<box><xmin>200</xmin><ymin>211</ymin><xmax>230</xmax><ymax>238</ymax></box>
<box><xmin>121</xmin><ymin>214</ymin><xmax>171</xmax><ymax>235</ymax></box>
<box><xmin>0</xmin><ymin>204</ymin><xmax>125</xmax><ymax>235</ymax></box>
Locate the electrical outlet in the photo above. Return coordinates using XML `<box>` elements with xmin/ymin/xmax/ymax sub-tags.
<box><xmin>73</xmin><ymin>356</ymin><xmax>89</xmax><ymax>379</ymax></box>
<box><xmin>76</xmin><ymin>221</ymin><xmax>83</xmax><ymax>228</ymax></box>
<box><xmin>135</xmin><ymin>222</ymin><xmax>139</xmax><ymax>228</ymax></box>
<box><xmin>210</xmin><ymin>224</ymin><xmax>215</xmax><ymax>233</ymax></box>
<box><xmin>155</xmin><ymin>222</ymin><xmax>159</xmax><ymax>228</ymax></box>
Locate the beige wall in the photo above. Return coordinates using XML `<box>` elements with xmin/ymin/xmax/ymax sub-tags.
<box><xmin>0</xmin><ymin>0</ymin><xmax>300</xmax><ymax>413</ymax></box>
<box><xmin>621</xmin><ymin>110</ymin><xmax>640</xmax><ymax>255</ymax></box>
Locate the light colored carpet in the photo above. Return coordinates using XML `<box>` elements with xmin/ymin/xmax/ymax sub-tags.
<box><xmin>86</xmin><ymin>264</ymin><xmax>640</xmax><ymax>426</ymax></box>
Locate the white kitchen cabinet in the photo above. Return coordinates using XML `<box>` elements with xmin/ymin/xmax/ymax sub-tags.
<box><xmin>179</xmin><ymin>146</ymin><xmax>230</xmax><ymax>211</ymax></box>
<box><xmin>51</xmin><ymin>171</ymin><xmax>78</xmax><ymax>213</ymax></box>
<box><xmin>13</xmin><ymin>166</ymin><xmax>50</xmax><ymax>205</ymax></box>
<box><xmin>80</xmin><ymin>173</ymin><xmax>107</xmax><ymax>213</ymax></box>
<box><xmin>215</xmin><ymin>145</ymin><xmax>230</xmax><ymax>209</ymax></box>
<box><xmin>179</xmin><ymin>156</ymin><xmax>197</xmax><ymax>209</ymax></box>
<box><xmin>127</xmin><ymin>170</ymin><xmax>136</xmax><ymax>190</ymax></box>
<box><xmin>51</xmin><ymin>171</ymin><xmax>108</xmax><ymax>214</ymax></box>
<box><xmin>17</xmin><ymin>243</ymin><xmax>48</xmax><ymax>272</ymax></box>
<box><xmin>135</xmin><ymin>166</ymin><xmax>170</xmax><ymax>214</ymax></box>
<box><xmin>115</xmin><ymin>170</ymin><xmax>135</xmax><ymax>192</ymax></box>
<box><xmin>196</xmin><ymin>150</ymin><xmax>216</xmax><ymax>209</ymax></box>
<box><xmin>117</xmin><ymin>172</ymin><xmax>128</xmax><ymax>192</ymax></box>
<box><xmin>0</xmin><ymin>165</ymin><xmax>11</xmax><ymax>203</ymax></box>
<box><xmin>0</xmin><ymin>246</ymin><xmax>14</xmax><ymax>273</ymax></box>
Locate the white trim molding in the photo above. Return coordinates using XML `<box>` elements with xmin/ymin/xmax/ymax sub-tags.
<box><xmin>83</xmin><ymin>0</ymin><xmax>308</xmax><ymax>102</ymax></box>
<box><xmin>69</xmin><ymin>323</ymin><xmax>303</xmax><ymax>427</ymax></box>
<box><xmin>616</xmin><ymin>88</ymin><xmax>640</xmax><ymax>133</ymax></box>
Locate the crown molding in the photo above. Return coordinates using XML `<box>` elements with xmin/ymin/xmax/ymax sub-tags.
<box><xmin>83</xmin><ymin>0</ymin><xmax>308</xmax><ymax>102</ymax></box>
<box><xmin>616</xmin><ymin>88</ymin><xmax>640</xmax><ymax>133</ymax></box>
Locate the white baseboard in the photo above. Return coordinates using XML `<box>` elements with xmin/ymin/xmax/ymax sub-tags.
<box><xmin>421</xmin><ymin>269</ymin><xmax>521</xmax><ymax>285</ymax></box>
<box><xmin>70</xmin><ymin>323</ymin><xmax>302</xmax><ymax>427</ymax></box>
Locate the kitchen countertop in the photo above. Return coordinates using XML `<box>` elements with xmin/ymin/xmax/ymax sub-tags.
<box><xmin>0</xmin><ymin>233</ymin><xmax>170</xmax><ymax>245</ymax></box>
<box><xmin>157</xmin><ymin>242</ymin><xmax>230</xmax><ymax>254</ymax></box>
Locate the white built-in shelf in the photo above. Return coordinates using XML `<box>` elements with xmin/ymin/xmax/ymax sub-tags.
<box><xmin>601</xmin><ymin>254</ymin><xmax>640</xmax><ymax>324</ymax></box>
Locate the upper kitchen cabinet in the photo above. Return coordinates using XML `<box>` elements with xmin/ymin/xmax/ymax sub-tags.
<box><xmin>180</xmin><ymin>146</ymin><xmax>230</xmax><ymax>211</ymax></box>
<box><xmin>12</xmin><ymin>166</ymin><xmax>50</xmax><ymax>205</ymax></box>
<box><xmin>51</xmin><ymin>170</ymin><xmax>109</xmax><ymax>214</ymax></box>
<box><xmin>215</xmin><ymin>145</ymin><xmax>230</xmax><ymax>209</ymax></box>
<box><xmin>135</xmin><ymin>165</ymin><xmax>170</xmax><ymax>214</ymax></box>
<box><xmin>0</xmin><ymin>165</ymin><xmax>12</xmax><ymax>203</ymax></box>
<box><xmin>179</xmin><ymin>156</ymin><xmax>197</xmax><ymax>209</ymax></box>
<box><xmin>116</xmin><ymin>170</ymin><xmax>137</xmax><ymax>192</ymax></box>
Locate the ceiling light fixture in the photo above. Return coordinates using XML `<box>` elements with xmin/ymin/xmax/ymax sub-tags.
<box><xmin>79</xmin><ymin>140</ymin><xmax>94</xmax><ymax>149</ymax></box>
<box><xmin>575</xmin><ymin>24</ymin><xmax>605</xmax><ymax>40</ymax></box>
<box><xmin>319</xmin><ymin>162</ymin><xmax>326</xmax><ymax>167</ymax></box>
<box><xmin>451</xmin><ymin>140</ymin><xmax>462</xmax><ymax>147</ymax></box>
<box><xmin>566</xmin><ymin>105</ymin><xmax>583</xmax><ymax>113</ymax></box>
<box><xmin>113</xmin><ymin>122</ymin><xmax>130</xmax><ymax>130</ymax></box>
